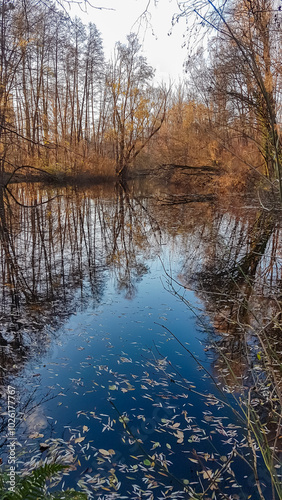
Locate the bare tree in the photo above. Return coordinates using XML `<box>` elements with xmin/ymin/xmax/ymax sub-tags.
<box><xmin>0</xmin><ymin>0</ymin><xmax>105</xmax><ymax>178</ymax></box>
<box><xmin>106</xmin><ymin>33</ymin><xmax>168</xmax><ymax>179</ymax></box>
<box><xmin>177</xmin><ymin>0</ymin><xmax>282</xmax><ymax>199</ymax></box>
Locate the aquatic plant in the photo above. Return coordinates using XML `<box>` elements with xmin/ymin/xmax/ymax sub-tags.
<box><xmin>0</xmin><ymin>463</ymin><xmax>87</xmax><ymax>500</ymax></box>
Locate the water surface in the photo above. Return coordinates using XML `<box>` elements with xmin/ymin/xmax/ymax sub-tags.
<box><xmin>0</xmin><ymin>182</ymin><xmax>281</xmax><ymax>499</ymax></box>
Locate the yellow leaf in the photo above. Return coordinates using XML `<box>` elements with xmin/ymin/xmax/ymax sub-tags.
<box><xmin>74</xmin><ymin>436</ymin><xmax>85</xmax><ymax>444</ymax></box>
<box><xmin>171</xmin><ymin>422</ymin><xmax>180</xmax><ymax>429</ymax></box>
<box><xmin>29</xmin><ymin>433</ymin><xmax>44</xmax><ymax>439</ymax></box>
<box><xmin>203</xmin><ymin>469</ymin><xmax>213</xmax><ymax>479</ymax></box>
<box><xmin>99</xmin><ymin>449</ymin><xmax>111</xmax><ymax>456</ymax></box>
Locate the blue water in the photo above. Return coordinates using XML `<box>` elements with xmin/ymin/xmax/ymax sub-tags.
<box><xmin>14</xmin><ymin>254</ymin><xmax>249</xmax><ymax>498</ymax></box>
<box><xmin>0</xmin><ymin>186</ymin><xmax>276</xmax><ymax>499</ymax></box>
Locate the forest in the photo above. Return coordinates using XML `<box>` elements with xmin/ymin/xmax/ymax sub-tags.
<box><xmin>0</xmin><ymin>1</ymin><xmax>282</xmax><ymax>500</ymax></box>
<box><xmin>0</xmin><ymin>0</ymin><xmax>281</xmax><ymax>197</ymax></box>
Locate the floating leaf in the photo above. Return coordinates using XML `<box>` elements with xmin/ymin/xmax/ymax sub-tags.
<box><xmin>109</xmin><ymin>385</ymin><xmax>118</xmax><ymax>391</ymax></box>
<box><xmin>151</xmin><ymin>441</ymin><xmax>161</xmax><ymax>450</ymax></box>
<box><xmin>74</xmin><ymin>436</ymin><xmax>85</xmax><ymax>444</ymax></box>
<box><xmin>119</xmin><ymin>415</ymin><xmax>129</xmax><ymax>427</ymax></box>
<box><xmin>203</xmin><ymin>469</ymin><xmax>213</xmax><ymax>479</ymax></box>
<box><xmin>204</xmin><ymin>415</ymin><xmax>213</xmax><ymax>422</ymax></box>
<box><xmin>125</xmin><ymin>383</ymin><xmax>135</xmax><ymax>391</ymax></box>
<box><xmin>143</xmin><ymin>459</ymin><xmax>151</xmax><ymax>466</ymax></box>
<box><xmin>29</xmin><ymin>433</ymin><xmax>44</xmax><ymax>439</ymax></box>
<box><xmin>99</xmin><ymin>449</ymin><xmax>111</xmax><ymax>456</ymax></box>
<box><xmin>174</xmin><ymin>430</ymin><xmax>184</xmax><ymax>443</ymax></box>
<box><xmin>171</xmin><ymin>422</ymin><xmax>180</xmax><ymax>429</ymax></box>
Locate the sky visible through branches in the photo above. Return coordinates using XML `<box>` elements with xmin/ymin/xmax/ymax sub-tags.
<box><xmin>69</xmin><ymin>0</ymin><xmax>188</xmax><ymax>83</ymax></box>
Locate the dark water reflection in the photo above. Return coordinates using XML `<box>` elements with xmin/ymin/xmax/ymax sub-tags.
<box><xmin>0</xmin><ymin>182</ymin><xmax>281</xmax><ymax>499</ymax></box>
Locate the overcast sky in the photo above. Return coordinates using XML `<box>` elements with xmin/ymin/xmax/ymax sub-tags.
<box><xmin>71</xmin><ymin>0</ymin><xmax>188</xmax><ymax>83</ymax></box>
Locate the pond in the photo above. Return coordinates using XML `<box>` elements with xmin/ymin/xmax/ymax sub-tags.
<box><xmin>0</xmin><ymin>181</ymin><xmax>281</xmax><ymax>499</ymax></box>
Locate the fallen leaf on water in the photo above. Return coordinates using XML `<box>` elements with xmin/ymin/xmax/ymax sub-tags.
<box><xmin>174</xmin><ymin>430</ymin><xmax>184</xmax><ymax>443</ymax></box>
<box><xmin>151</xmin><ymin>442</ymin><xmax>161</xmax><ymax>450</ymax></box>
<box><xmin>74</xmin><ymin>436</ymin><xmax>85</xmax><ymax>444</ymax></box>
<box><xmin>29</xmin><ymin>433</ymin><xmax>44</xmax><ymax>439</ymax></box>
<box><xmin>203</xmin><ymin>469</ymin><xmax>213</xmax><ymax>479</ymax></box>
<box><xmin>99</xmin><ymin>449</ymin><xmax>111</xmax><ymax>456</ymax></box>
<box><xmin>204</xmin><ymin>415</ymin><xmax>213</xmax><ymax>422</ymax></box>
<box><xmin>171</xmin><ymin>422</ymin><xmax>180</xmax><ymax>429</ymax></box>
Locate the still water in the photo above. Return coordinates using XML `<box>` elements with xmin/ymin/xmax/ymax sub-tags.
<box><xmin>0</xmin><ymin>182</ymin><xmax>281</xmax><ymax>499</ymax></box>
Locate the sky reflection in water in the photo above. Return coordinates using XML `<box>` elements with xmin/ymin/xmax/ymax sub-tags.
<box><xmin>1</xmin><ymin>183</ymin><xmax>280</xmax><ymax>499</ymax></box>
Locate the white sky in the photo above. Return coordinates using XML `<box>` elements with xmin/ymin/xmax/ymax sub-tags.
<box><xmin>71</xmin><ymin>0</ymin><xmax>188</xmax><ymax>83</ymax></box>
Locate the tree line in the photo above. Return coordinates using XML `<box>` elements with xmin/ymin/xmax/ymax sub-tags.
<box><xmin>0</xmin><ymin>0</ymin><xmax>167</xmax><ymax>181</ymax></box>
<box><xmin>0</xmin><ymin>0</ymin><xmax>281</xmax><ymax>196</ymax></box>
<box><xmin>177</xmin><ymin>0</ymin><xmax>282</xmax><ymax>197</ymax></box>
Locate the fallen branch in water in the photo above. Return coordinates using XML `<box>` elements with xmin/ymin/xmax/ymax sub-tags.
<box><xmin>158</xmin><ymin>194</ymin><xmax>216</xmax><ymax>205</ymax></box>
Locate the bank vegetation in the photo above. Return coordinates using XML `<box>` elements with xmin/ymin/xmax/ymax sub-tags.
<box><xmin>0</xmin><ymin>0</ymin><xmax>281</xmax><ymax>199</ymax></box>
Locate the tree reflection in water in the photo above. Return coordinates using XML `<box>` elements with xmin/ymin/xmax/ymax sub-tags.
<box><xmin>0</xmin><ymin>182</ymin><xmax>162</xmax><ymax>384</ymax></box>
<box><xmin>181</xmin><ymin>208</ymin><xmax>281</xmax><ymax>377</ymax></box>
<box><xmin>172</xmin><ymin>203</ymin><xmax>282</xmax><ymax>478</ymax></box>
<box><xmin>0</xmin><ymin>183</ymin><xmax>281</xmax><ymax>497</ymax></box>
